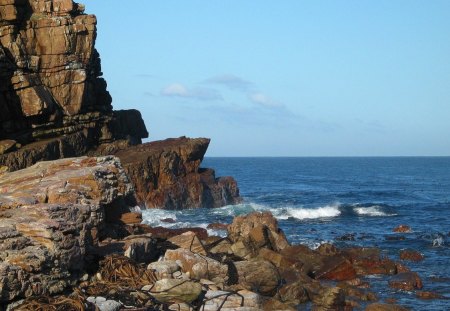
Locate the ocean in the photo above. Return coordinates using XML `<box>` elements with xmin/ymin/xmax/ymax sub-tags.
<box><xmin>142</xmin><ymin>157</ymin><xmax>450</xmax><ymax>309</ymax></box>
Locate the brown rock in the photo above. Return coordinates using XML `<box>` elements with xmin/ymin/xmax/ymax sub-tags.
<box><xmin>101</xmin><ymin>137</ymin><xmax>241</xmax><ymax>209</ymax></box>
<box><xmin>399</xmin><ymin>249</ymin><xmax>424</xmax><ymax>262</ymax></box>
<box><xmin>233</xmin><ymin>259</ymin><xmax>281</xmax><ymax>296</ymax></box>
<box><xmin>0</xmin><ymin>0</ymin><xmax>148</xmax><ymax>164</ymax></box>
<box><xmin>201</xmin><ymin>290</ymin><xmax>263</xmax><ymax>310</ymax></box>
<box><xmin>343</xmin><ymin>247</ymin><xmax>397</xmax><ymax>276</ymax></box>
<box><xmin>140</xmin><ymin>226</ymin><xmax>208</xmax><ymax>240</ymax></box>
<box><xmin>388</xmin><ymin>272</ymin><xmax>423</xmax><ymax>291</ymax></box>
<box><xmin>393</xmin><ymin>225</ymin><xmax>411</xmax><ymax>233</ymax></box>
<box><xmin>315</xmin><ymin>256</ymin><xmax>357</xmax><ymax>281</ymax></box>
<box><xmin>168</xmin><ymin>231</ymin><xmax>207</xmax><ymax>256</ymax></box>
<box><xmin>228</xmin><ymin>211</ymin><xmax>289</xmax><ymax>255</ymax></box>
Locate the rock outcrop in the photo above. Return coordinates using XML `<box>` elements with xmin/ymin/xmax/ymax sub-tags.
<box><xmin>94</xmin><ymin>137</ymin><xmax>241</xmax><ymax>209</ymax></box>
<box><xmin>0</xmin><ymin>156</ymin><xmax>138</xmax><ymax>302</ymax></box>
<box><xmin>0</xmin><ymin>0</ymin><xmax>148</xmax><ymax>171</ymax></box>
<box><xmin>0</xmin><ymin>0</ymin><xmax>241</xmax><ymax>209</ymax></box>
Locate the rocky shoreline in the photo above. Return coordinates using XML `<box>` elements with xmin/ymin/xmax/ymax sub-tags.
<box><xmin>0</xmin><ymin>1</ymin><xmax>446</xmax><ymax>310</ymax></box>
<box><xmin>0</xmin><ymin>155</ymin><xmax>444</xmax><ymax>310</ymax></box>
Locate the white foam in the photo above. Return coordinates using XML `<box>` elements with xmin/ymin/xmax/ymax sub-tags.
<box><xmin>282</xmin><ymin>205</ymin><xmax>341</xmax><ymax>220</ymax></box>
<box><xmin>141</xmin><ymin>209</ymin><xmax>178</xmax><ymax>227</ymax></box>
<box><xmin>354</xmin><ymin>205</ymin><xmax>395</xmax><ymax>217</ymax></box>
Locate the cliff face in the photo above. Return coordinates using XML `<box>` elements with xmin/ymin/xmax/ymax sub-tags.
<box><xmin>95</xmin><ymin>137</ymin><xmax>242</xmax><ymax>209</ymax></box>
<box><xmin>0</xmin><ymin>0</ymin><xmax>241</xmax><ymax>209</ymax></box>
<box><xmin>0</xmin><ymin>0</ymin><xmax>148</xmax><ymax>159</ymax></box>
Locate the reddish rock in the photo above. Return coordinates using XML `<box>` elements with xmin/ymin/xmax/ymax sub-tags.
<box><xmin>168</xmin><ymin>231</ymin><xmax>207</xmax><ymax>256</ymax></box>
<box><xmin>388</xmin><ymin>272</ymin><xmax>423</xmax><ymax>291</ymax></box>
<box><xmin>343</xmin><ymin>247</ymin><xmax>397</xmax><ymax>275</ymax></box>
<box><xmin>101</xmin><ymin>137</ymin><xmax>241</xmax><ymax>209</ymax></box>
<box><xmin>399</xmin><ymin>249</ymin><xmax>424</xmax><ymax>262</ymax></box>
<box><xmin>315</xmin><ymin>256</ymin><xmax>357</xmax><ymax>281</ymax></box>
<box><xmin>393</xmin><ymin>225</ymin><xmax>411</xmax><ymax>233</ymax></box>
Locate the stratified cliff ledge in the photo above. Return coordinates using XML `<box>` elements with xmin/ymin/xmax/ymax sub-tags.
<box><xmin>95</xmin><ymin>137</ymin><xmax>242</xmax><ymax>209</ymax></box>
<box><xmin>0</xmin><ymin>0</ymin><xmax>241</xmax><ymax>209</ymax></box>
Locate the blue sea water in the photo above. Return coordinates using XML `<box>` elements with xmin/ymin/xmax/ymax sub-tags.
<box><xmin>142</xmin><ymin>157</ymin><xmax>450</xmax><ymax>309</ymax></box>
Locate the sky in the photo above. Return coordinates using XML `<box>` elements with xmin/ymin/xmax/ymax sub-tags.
<box><xmin>83</xmin><ymin>1</ymin><xmax>450</xmax><ymax>156</ymax></box>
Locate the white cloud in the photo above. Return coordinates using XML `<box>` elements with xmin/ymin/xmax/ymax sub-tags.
<box><xmin>161</xmin><ymin>83</ymin><xmax>222</xmax><ymax>101</ymax></box>
<box><xmin>248</xmin><ymin>92</ymin><xmax>283</xmax><ymax>108</ymax></box>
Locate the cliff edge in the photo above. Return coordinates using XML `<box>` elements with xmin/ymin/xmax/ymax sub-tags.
<box><xmin>0</xmin><ymin>0</ymin><xmax>241</xmax><ymax>209</ymax></box>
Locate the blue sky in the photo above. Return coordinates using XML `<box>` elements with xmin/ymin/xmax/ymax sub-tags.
<box><xmin>83</xmin><ymin>1</ymin><xmax>450</xmax><ymax>156</ymax></box>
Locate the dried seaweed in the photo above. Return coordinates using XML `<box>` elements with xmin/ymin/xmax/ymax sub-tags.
<box><xmin>98</xmin><ymin>254</ymin><xmax>157</xmax><ymax>288</ymax></box>
<box><xmin>12</xmin><ymin>292</ymin><xmax>94</xmax><ymax>311</ymax></box>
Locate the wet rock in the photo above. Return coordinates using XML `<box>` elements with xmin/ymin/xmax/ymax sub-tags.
<box><xmin>365</xmin><ymin>303</ymin><xmax>410</xmax><ymax>311</ymax></box>
<box><xmin>228</xmin><ymin>211</ymin><xmax>289</xmax><ymax>257</ymax></box>
<box><xmin>393</xmin><ymin>225</ymin><xmax>411</xmax><ymax>233</ymax></box>
<box><xmin>168</xmin><ymin>231</ymin><xmax>207</xmax><ymax>256</ymax></box>
<box><xmin>263</xmin><ymin>298</ymin><xmax>296</xmax><ymax>311</ymax></box>
<box><xmin>385</xmin><ymin>235</ymin><xmax>406</xmax><ymax>241</ymax></box>
<box><xmin>343</xmin><ymin>247</ymin><xmax>397</xmax><ymax>275</ymax></box>
<box><xmin>399</xmin><ymin>249</ymin><xmax>424</xmax><ymax>262</ymax></box>
<box><xmin>314</xmin><ymin>256</ymin><xmax>357</xmax><ymax>281</ymax></box>
<box><xmin>150</xmin><ymin>279</ymin><xmax>202</xmax><ymax>304</ymax></box>
<box><xmin>277</xmin><ymin>281</ymin><xmax>311</xmax><ymax>305</ymax></box>
<box><xmin>388</xmin><ymin>272</ymin><xmax>423</xmax><ymax>291</ymax></box>
<box><xmin>233</xmin><ymin>259</ymin><xmax>281</xmax><ymax>296</ymax></box>
<box><xmin>336</xmin><ymin>233</ymin><xmax>356</xmax><ymax>241</ymax></box>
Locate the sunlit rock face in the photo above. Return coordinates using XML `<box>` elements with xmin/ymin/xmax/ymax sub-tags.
<box><xmin>0</xmin><ymin>0</ymin><xmax>148</xmax><ymax>169</ymax></box>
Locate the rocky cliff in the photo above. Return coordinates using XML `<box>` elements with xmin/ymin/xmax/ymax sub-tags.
<box><xmin>0</xmin><ymin>0</ymin><xmax>241</xmax><ymax>209</ymax></box>
<box><xmin>0</xmin><ymin>0</ymin><xmax>148</xmax><ymax>163</ymax></box>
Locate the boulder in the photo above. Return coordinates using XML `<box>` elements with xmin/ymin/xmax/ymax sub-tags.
<box><xmin>227</xmin><ymin>212</ymin><xmax>289</xmax><ymax>255</ymax></box>
<box><xmin>393</xmin><ymin>225</ymin><xmax>411</xmax><ymax>233</ymax></box>
<box><xmin>399</xmin><ymin>249</ymin><xmax>424</xmax><ymax>262</ymax></box>
<box><xmin>150</xmin><ymin>279</ymin><xmax>202</xmax><ymax>304</ymax></box>
<box><xmin>164</xmin><ymin>248</ymin><xmax>228</xmax><ymax>285</ymax></box>
<box><xmin>147</xmin><ymin>261</ymin><xmax>180</xmax><ymax>280</ymax></box>
<box><xmin>233</xmin><ymin>259</ymin><xmax>281</xmax><ymax>296</ymax></box>
<box><xmin>168</xmin><ymin>231</ymin><xmax>207</xmax><ymax>256</ymax></box>
<box><xmin>388</xmin><ymin>272</ymin><xmax>423</xmax><ymax>291</ymax></box>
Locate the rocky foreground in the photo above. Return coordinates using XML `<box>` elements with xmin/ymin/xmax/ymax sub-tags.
<box><xmin>1</xmin><ymin>156</ymin><xmax>440</xmax><ymax>311</ymax></box>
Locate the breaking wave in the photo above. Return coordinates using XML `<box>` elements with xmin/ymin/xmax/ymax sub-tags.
<box><xmin>353</xmin><ymin>205</ymin><xmax>396</xmax><ymax>217</ymax></box>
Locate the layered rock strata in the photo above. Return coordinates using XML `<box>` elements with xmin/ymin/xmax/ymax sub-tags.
<box><xmin>95</xmin><ymin>137</ymin><xmax>242</xmax><ymax>209</ymax></box>
<box><xmin>0</xmin><ymin>156</ymin><xmax>138</xmax><ymax>302</ymax></box>
<box><xmin>0</xmin><ymin>0</ymin><xmax>148</xmax><ymax>169</ymax></box>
